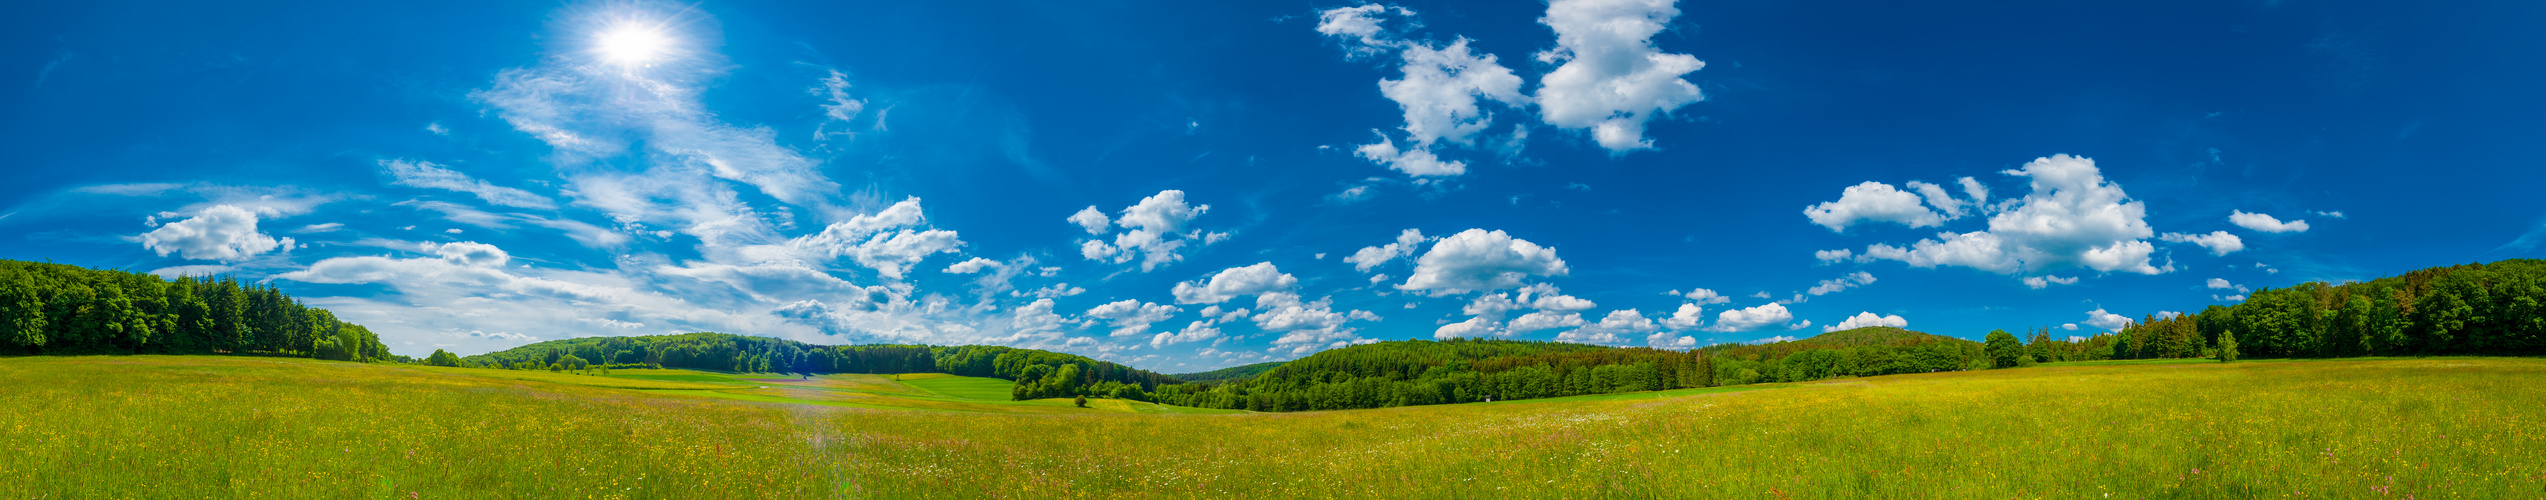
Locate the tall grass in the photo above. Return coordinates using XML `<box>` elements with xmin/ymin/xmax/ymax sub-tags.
<box><xmin>3</xmin><ymin>355</ymin><xmax>2540</xmax><ymax>498</ymax></box>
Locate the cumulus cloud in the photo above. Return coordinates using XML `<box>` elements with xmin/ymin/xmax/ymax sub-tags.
<box><xmin>1398</xmin><ymin>228</ymin><xmax>1568</xmax><ymax>294</ymax></box>
<box><xmin>1558</xmin><ymin>309</ymin><xmax>1658</xmax><ymax>345</ymax></box>
<box><xmin>1249</xmin><ymin>292</ymin><xmax>1357</xmax><ymax>333</ymax></box>
<box><xmin>1508</xmin><ymin>311</ymin><xmax>1587</xmax><ymax>333</ymax></box>
<box><xmin>2022</xmin><ymin>275</ymin><xmax>2079</xmax><ymax>289</ymax></box>
<box><xmin>1665</xmin><ymin>288</ymin><xmax>1731</xmax><ymax>305</ymax></box>
<box><xmin>789</xmin><ymin>198</ymin><xmax>964</xmax><ymax>279</ymax></box>
<box><xmin>1172</xmin><ymin>262</ymin><xmax>1298</xmax><ymax>304</ymax></box>
<box><xmin>139</xmin><ymin>205</ymin><xmax>295</xmax><ymax>262</ymax></box>
<box><xmin>1434</xmin><ymin>316</ymin><xmax>1501</xmax><ymax>340</ymax></box>
<box><xmin>1847</xmin><ymin>155</ymin><xmax>2166</xmax><ymax>277</ymax></box>
<box><xmin>2083</xmin><ymin>308</ymin><xmax>2134</xmax><ymax>332</ymax></box>
<box><xmin>943</xmin><ymin>257</ymin><xmax>997</xmax><ymax>274</ymax></box>
<box><xmin>1815</xmin><ymin>249</ymin><xmax>1856</xmax><ymax>264</ymax></box>
<box><xmin>1660</xmin><ymin>303</ymin><xmax>1706</xmax><ymax>331</ymax></box>
<box><xmin>1823</xmin><ymin>311</ymin><xmax>1907</xmax><ymax>333</ymax></box>
<box><xmin>1066</xmin><ymin>206</ymin><xmax>1111</xmax><ymax>235</ymax></box>
<box><xmin>1803</xmin><ymin>181</ymin><xmax>1945</xmax><ymax>231</ymax></box>
<box><xmin>1806</xmin><ymin>271</ymin><xmax>1877</xmax><ymax>296</ymax></box>
<box><xmin>2160</xmin><ymin>230</ymin><xmax>2245</xmax><ymax>256</ymax></box>
<box><xmin>1085</xmin><ymin>299</ymin><xmax>1182</xmax><ymax>338</ymax></box>
<box><xmin>1318</xmin><ymin>5</ymin><xmax>1526</xmax><ymax>177</ymax></box>
<box><xmin>379</xmin><ymin>159</ymin><xmax>556</xmax><ymax>209</ymax></box>
<box><xmin>1076</xmin><ymin>190</ymin><xmax>1212</xmax><ymax>271</ymax></box>
<box><xmin>2229</xmin><ymin>210</ymin><xmax>2310</xmax><ymax>233</ymax></box>
<box><xmin>1150</xmin><ymin>321</ymin><xmax>1223</xmax><ymax>348</ymax></box>
<box><xmin>1709</xmin><ymin>303</ymin><xmax>1793</xmax><ymax>332</ymax></box>
<box><xmin>1531</xmin><ymin>0</ymin><xmax>1706</xmax><ymax>153</ymax></box>
<box><xmin>1345</xmin><ymin>229</ymin><xmax>1430</xmax><ymax>272</ymax></box>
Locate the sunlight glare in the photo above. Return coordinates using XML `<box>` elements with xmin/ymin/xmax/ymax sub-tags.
<box><xmin>595</xmin><ymin>24</ymin><xmax>672</xmax><ymax>65</ymax></box>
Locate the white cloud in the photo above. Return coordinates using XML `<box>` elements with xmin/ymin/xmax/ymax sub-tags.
<box><xmin>1149</xmin><ymin>321</ymin><xmax>1222</xmax><ymax>348</ymax></box>
<box><xmin>1508</xmin><ymin>311</ymin><xmax>1587</xmax><ymax>333</ymax></box>
<box><xmin>1085</xmin><ymin>299</ymin><xmax>1182</xmax><ymax>338</ymax></box>
<box><xmin>1532</xmin><ymin>0</ymin><xmax>1706</xmax><ymax>153</ymax></box>
<box><xmin>1906</xmin><ymin>178</ymin><xmax>1982</xmax><ymax>219</ymax></box>
<box><xmin>1353</xmin><ymin>133</ymin><xmax>1468</xmax><ymax>177</ymax></box>
<box><xmin>1318</xmin><ymin>5</ymin><xmax>1526</xmax><ymax>177</ymax></box>
<box><xmin>1803</xmin><ymin>181</ymin><xmax>1944</xmax><ymax>231</ymax></box>
<box><xmin>1645</xmin><ymin>331</ymin><xmax>1697</xmax><ymax>349</ymax></box>
<box><xmin>1434</xmin><ymin>316</ymin><xmax>1501</xmax><ymax>340</ymax></box>
<box><xmin>943</xmin><ymin>257</ymin><xmax>997</xmax><ymax>274</ymax></box>
<box><xmin>1345</xmin><ymin>229</ymin><xmax>1430</xmax><ymax>272</ymax></box>
<box><xmin>1558</xmin><ymin>309</ymin><xmax>1658</xmax><ymax>345</ymax></box>
<box><xmin>1669</xmin><ymin>288</ymin><xmax>1731</xmax><ymax>304</ymax></box>
<box><xmin>1018</xmin><ymin>283</ymin><xmax>1086</xmax><ymax>299</ymax></box>
<box><xmin>1823</xmin><ymin>311</ymin><xmax>1907</xmax><ymax>333</ymax></box>
<box><xmin>2229</xmin><ymin>210</ymin><xmax>2310</xmax><ymax>233</ymax></box>
<box><xmin>1660</xmin><ymin>303</ymin><xmax>1706</xmax><ymax>331</ymax></box>
<box><xmin>2160</xmin><ymin>230</ymin><xmax>2245</xmax><ymax>256</ymax></box>
<box><xmin>1709</xmin><ymin>303</ymin><xmax>1793</xmax><ymax>332</ymax></box>
<box><xmin>379</xmin><ymin>159</ymin><xmax>556</xmax><ymax>209</ymax></box>
<box><xmin>788</xmin><ymin>198</ymin><xmax>965</xmax><ymax>280</ymax></box>
<box><xmin>1172</xmin><ymin>262</ymin><xmax>1298</xmax><ymax>304</ymax></box>
<box><xmin>1806</xmin><ymin>271</ymin><xmax>1877</xmax><ymax>296</ymax></box>
<box><xmin>2061</xmin><ymin>323</ymin><xmax>2078</xmax><ymax>331</ymax></box>
<box><xmin>2083</xmin><ymin>308</ymin><xmax>2134</xmax><ymax>332</ymax></box>
<box><xmin>1249</xmin><ymin>292</ymin><xmax>1353</xmax><ymax>332</ymax></box>
<box><xmin>1066</xmin><ymin>206</ymin><xmax>1111</xmax><ymax>235</ymax></box>
<box><xmin>1080</xmin><ymin>190</ymin><xmax>1212</xmax><ymax>271</ymax></box>
<box><xmin>1814</xmin><ymin>249</ymin><xmax>1855</xmax><ymax>264</ymax></box>
<box><xmin>1850</xmin><ymin>155</ymin><xmax>2165</xmax><ymax>276</ymax></box>
<box><xmin>1381</xmin><ymin>38</ymin><xmax>1526</xmax><ymax>148</ymax></box>
<box><xmin>1397</xmin><ymin>228</ymin><xmax>1568</xmax><ymax>294</ymax></box>
<box><xmin>2206</xmin><ymin>278</ymin><xmax>2250</xmax><ymax>294</ymax></box>
<box><xmin>811</xmin><ymin>69</ymin><xmax>866</xmax><ymax>140</ymax></box>
<box><xmin>2314</xmin><ymin>210</ymin><xmax>2345</xmax><ymax>219</ymax></box>
<box><xmin>139</xmin><ymin>205</ymin><xmax>295</xmax><ymax>262</ymax></box>
<box><xmin>2022</xmin><ymin>275</ymin><xmax>2079</xmax><ymax>289</ymax></box>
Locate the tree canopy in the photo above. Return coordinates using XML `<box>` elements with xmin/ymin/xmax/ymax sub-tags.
<box><xmin>0</xmin><ymin>260</ymin><xmax>394</xmax><ymax>362</ymax></box>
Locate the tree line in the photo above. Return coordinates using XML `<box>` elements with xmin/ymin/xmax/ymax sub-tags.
<box><xmin>455</xmin><ymin>332</ymin><xmax>1183</xmax><ymax>399</ymax></box>
<box><xmin>1139</xmin><ymin>328</ymin><xmax>1993</xmax><ymax>412</ymax></box>
<box><xmin>0</xmin><ymin>260</ymin><xmax>396</xmax><ymax>362</ymax></box>
<box><xmin>2062</xmin><ymin>259</ymin><xmax>2546</xmax><ymax>362</ymax></box>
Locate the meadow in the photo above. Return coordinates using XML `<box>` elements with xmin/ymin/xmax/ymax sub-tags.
<box><xmin>3</xmin><ymin>355</ymin><xmax>2542</xmax><ymax>498</ymax></box>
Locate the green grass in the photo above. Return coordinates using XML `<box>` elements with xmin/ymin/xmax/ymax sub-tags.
<box><xmin>899</xmin><ymin>374</ymin><xmax>1016</xmax><ymax>400</ymax></box>
<box><xmin>4</xmin><ymin>355</ymin><xmax>2544</xmax><ymax>498</ymax></box>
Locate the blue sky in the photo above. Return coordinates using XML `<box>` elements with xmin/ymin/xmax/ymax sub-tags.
<box><xmin>6</xmin><ymin>0</ymin><xmax>2544</xmax><ymax>372</ymax></box>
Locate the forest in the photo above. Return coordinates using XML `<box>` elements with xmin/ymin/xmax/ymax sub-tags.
<box><xmin>2101</xmin><ymin>259</ymin><xmax>2546</xmax><ymax>360</ymax></box>
<box><xmin>0</xmin><ymin>260</ymin><xmax>395</xmax><ymax>362</ymax></box>
<box><xmin>1144</xmin><ymin>328</ymin><xmax>1990</xmax><ymax>412</ymax></box>
<box><xmin>455</xmin><ymin>332</ymin><xmax>1182</xmax><ymax>400</ymax></box>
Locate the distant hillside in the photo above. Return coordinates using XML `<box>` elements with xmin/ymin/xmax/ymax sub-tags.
<box><xmin>1171</xmin><ymin>361</ymin><xmax>1284</xmax><ymax>384</ymax></box>
<box><xmin>462</xmin><ymin>332</ymin><xmax>1183</xmax><ymax>401</ymax></box>
<box><xmin>0</xmin><ymin>259</ymin><xmax>395</xmax><ymax>362</ymax></box>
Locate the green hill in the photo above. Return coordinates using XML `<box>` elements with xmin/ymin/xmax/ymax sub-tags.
<box><xmin>461</xmin><ymin>332</ymin><xmax>1185</xmax><ymax>402</ymax></box>
<box><xmin>1170</xmin><ymin>361</ymin><xmax>1285</xmax><ymax>384</ymax></box>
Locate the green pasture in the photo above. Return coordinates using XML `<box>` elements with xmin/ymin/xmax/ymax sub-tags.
<box><xmin>3</xmin><ymin>355</ymin><xmax>2542</xmax><ymax>498</ymax></box>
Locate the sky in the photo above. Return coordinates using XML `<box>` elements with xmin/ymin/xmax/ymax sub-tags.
<box><xmin>5</xmin><ymin>0</ymin><xmax>2544</xmax><ymax>372</ymax></box>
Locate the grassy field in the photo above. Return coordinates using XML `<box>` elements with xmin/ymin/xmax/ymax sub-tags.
<box><xmin>3</xmin><ymin>356</ymin><xmax>2542</xmax><ymax>498</ymax></box>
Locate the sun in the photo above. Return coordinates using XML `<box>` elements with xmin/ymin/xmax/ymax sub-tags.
<box><xmin>594</xmin><ymin>24</ymin><xmax>673</xmax><ymax>65</ymax></box>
